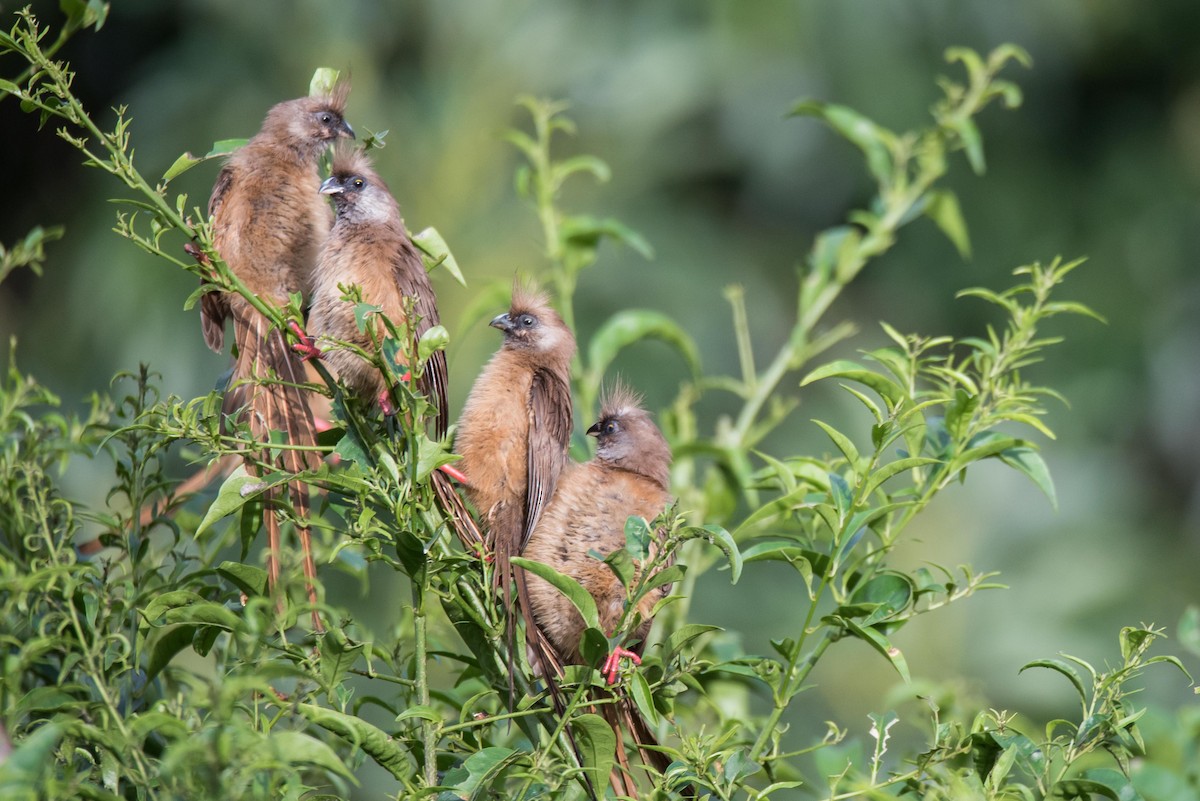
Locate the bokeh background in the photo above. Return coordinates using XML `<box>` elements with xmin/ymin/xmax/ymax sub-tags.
<box><xmin>2</xmin><ymin>0</ymin><xmax>1198</xmax><ymax>785</ymax></box>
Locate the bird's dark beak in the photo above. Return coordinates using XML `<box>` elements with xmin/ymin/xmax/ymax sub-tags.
<box><xmin>489</xmin><ymin>313</ymin><xmax>514</xmax><ymax>332</ymax></box>
<box><xmin>586</xmin><ymin>422</ymin><xmax>602</xmax><ymax>437</ymax></box>
<box><xmin>319</xmin><ymin>177</ymin><xmax>343</xmax><ymax>195</ymax></box>
<box><xmin>340</xmin><ymin>120</ymin><xmax>356</xmax><ymax>139</ymax></box>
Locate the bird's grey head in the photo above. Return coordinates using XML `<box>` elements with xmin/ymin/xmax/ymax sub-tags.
<box><xmin>265</xmin><ymin>81</ymin><xmax>354</xmax><ymax>159</ymax></box>
<box><xmin>490</xmin><ymin>286</ymin><xmax>574</xmax><ymax>357</ymax></box>
<box><xmin>588</xmin><ymin>383</ymin><xmax>672</xmax><ymax>489</ymax></box>
<box><xmin>320</xmin><ymin>146</ymin><xmax>396</xmax><ymax>223</ymax></box>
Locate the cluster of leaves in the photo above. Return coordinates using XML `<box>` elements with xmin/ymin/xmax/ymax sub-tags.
<box><xmin>0</xmin><ymin>6</ymin><xmax>1194</xmax><ymax>801</ymax></box>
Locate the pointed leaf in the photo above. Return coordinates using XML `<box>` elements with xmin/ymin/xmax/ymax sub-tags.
<box><xmin>997</xmin><ymin>446</ymin><xmax>1057</xmax><ymax>509</ymax></box>
<box><xmin>309</xmin><ymin>67</ymin><xmax>341</xmax><ymax>97</ymax></box>
<box><xmin>270</xmin><ymin>730</ymin><xmax>356</xmax><ymax>782</ymax></box>
<box><xmin>812</xmin><ymin>419</ymin><xmax>859</xmax><ymax>465</ymax></box>
<box><xmin>587</xmin><ymin>309</ymin><xmax>701</xmax><ymax>380</ymax></box>
<box><xmin>1019</xmin><ymin>658</ymin><xmax>1087</xmax><ymax>705</ymax></box>
<box><xmin>836</xmin><ymin>617</ymin><xmax>911</xmax><ymax>682</ymax></box>
<box><xmin>802</xmin><ymin>360</ymin><xmax>906</xmax><ymax>410</ymax></box>
<box><xmin>694</xmin><ymin>524</ymin><xmax>741</xmax><ymax>584</ymax></box>
<box><xmin>412</xmin><ymin>226</ymin><xmax>466</xmax><ymax>286</ymax></box>
<box><xmin>297</xmin><ymin>703</ymin><xmax>411</xmax><ymax>780</ymax></box>
<box><xmin>217</xmin><ymin>561</ymin><xmax>268</xmax><ymax>598</ymax></box>
<box><xmin>572</xmin><ymin>713</ymin><xmax>617</xmax><ymax>793</ymax></box>
<box><xmin>924</xmin><ymin>189</ymin><xmax>971</xmax><ymax>258</ymax></box>
<box><xmin>511</xmin><ymin>557</ymin><xmax>600</xmax><ymax>629</ymax></box>
<box><xmin>196</xmin><ymin>465</ymin><xmax>260</xmax><ymax>536</ymax></box>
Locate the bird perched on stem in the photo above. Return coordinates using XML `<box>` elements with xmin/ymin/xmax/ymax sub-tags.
<box><xmin>454</xmin><ymin>286</ymin><xmax>576</xmax><ymax>666</ymax></box>
<box><xmin>300</xmin><ymin>144</ymin><xmax>479</xmax><ymax>548</ymax></box>
<box><xmin>201</xmin><ymin>79</ymin><xmax>354</xmax><ymax>629</ymax></box>
<box><xmin>520</xmin><ymin>384</ymin><xmax>676</xmax><ymax>796</ymax></box>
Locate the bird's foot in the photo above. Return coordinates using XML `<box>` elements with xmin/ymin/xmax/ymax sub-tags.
<box><xmin>438</xmin><ymin>463</ymin><xmax>469</xmax><ymax>485</ymax></box>
<box><xmin>183</xmin><ymin>240</ymin><xmax>210</xmax><ymax>267</ymax></box>
<box><xmin>377</xmin><ymin>391</ymin><xmax>396</xmax><ymax>417</ymax></box>
<box><xmin>602</xmin><ymin>646</ymin><xmax>642</xmax><ymax>685</ymax></box>
<box><xmin>289</xmin><ymin>321</ymin><xmax>322</xmax><ymax>361</ymax></box>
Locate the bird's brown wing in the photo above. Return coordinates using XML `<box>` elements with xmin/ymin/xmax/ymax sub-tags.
<box><xmin>201</xmin><ymin>164</ymin><xmax>237</xmax><ymax>353</ymax></box>
<box><xmin>391</xmin><ymin>238</ymin><xmax>449</xmax><ymax>439</ymax></box>
<box><xmin>521</xmin><ymin>368</ymin><xmax>573</xmax><ymax>551</ymax></box>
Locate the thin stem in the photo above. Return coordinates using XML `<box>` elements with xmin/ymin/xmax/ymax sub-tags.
<box><xmin>412</xmin><ymin>581</ymin><xmax>437</xmax><ymax>788</ymax></box>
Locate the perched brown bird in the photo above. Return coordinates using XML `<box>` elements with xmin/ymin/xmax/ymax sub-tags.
<box><xmin>304</xmin><ymin>145</ymin><xmax>447</xmax><ymax>428</ymax></box>
<box><xmin>455</xmin><ymin>286</ymin><xmax>577</xmax><ymax>579</ymax></box>
<box><xmin>201</xmin><ymin>80</ymin><xmax>354</xmax><ymax>626</ymax></box>
<box><xmin>454</xmin><ymin>285</ymin><xmax>576</xmax><ymax>704</ymax></box>
<box><xmin>303</xmin><ymin>145</ymin><xmax>479</xmax><ymax>549</ymax></box>
<box><xmin>521</xmin><ymin>383</ymin><xmax>673</xmax><ymax>672</ymax></box>
<box><xmin>520</xmin><ymin>385</ymin><xmax>676</xmax><ymax>795</ymax></box>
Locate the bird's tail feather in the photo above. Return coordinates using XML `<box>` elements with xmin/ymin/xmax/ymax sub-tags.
<box><xmin>231</xmin><ymin>304</ymin><xmax>323</xmax><ymax>630</ymax></box>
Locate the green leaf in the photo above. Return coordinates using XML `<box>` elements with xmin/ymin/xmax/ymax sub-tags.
<box><xmin>924</xmin><ymin>189</ymin><xmax>971</xmax><ymax>258</ymax></box>
<box><xmin>623</xmin><ymin>515</ymin><xmax>653</xmax><ymax>560</ymax></box>
<box><xmin>997</xmin><ymin>446</ymin><xmax>1057</xmax><ymax>509</ymax></box>
<box><xmin>145</xmin><ymin>624</ymin><xmax>197</xmax><ymax>682</ymax></box>
<box><xmin>162</xmin><ymin>600</ymin><xmax>240</xmax><ymax>631</ymax></box>
<box><xmin>217</xmin><ymin>561</ymin><xmax>268</xmax><ymax>598</ymax></box>
<box><xmin>662</xmin><ymin>624</ymin><xmax>722</xmax><ymax>663</ymax></box>
<box><xmin>143</xmin><ymin>590</ymin><xmax>207</xmax><ymax>623</ymax></box>
<box><xmin>801</xmin><ymin>360</ymin><xmax>906</xmax><ymax>410</ymax></box>
<box><xmin>554</xmin><ymin>154</ymin><xmax>611</xmax><ymax>185</ymax></box>
<box><xmin>309</xmin><ymin>67</ymin><xmax>341</xmax><ymax>97</ymax></box>
<box><xmin>572</xmin><ymin>713</ymin><xmax>617</xmax><ymax>794</ymax></box>
<box><xmin>834</xmin><ymin>617</ymin><xmax>911</xmax><ymax>682</ymax></box>
<box><xmin>412</xmin><ymin>226</ymin><xmax>466</xmax><ymax>286</ymax></box>
<box><xmin>850</xmin><ymin>572</ymin><xmax>914</xmax><ymax>625</ymax></box>
<box><xmin>695</xmin><ymin>524</ymin><xmax>742</xmax><ymax>584</ymax></box>
<box><xmin>1019</xmin><ymin>658</ymin><xmax>1087</xmax><ymax>706</ymax></box>
<box><xmin>442</xmin><ymin>746</ymin><xmax>524</xmax><ymax>799</ymax></box>
<box><xmin>587</xmin><ymin>309</ymin><xmax>701</xmax><ymax>381</ymax></box>
<box><xmin>861</xmin><ymin>456</ymin><xmax>940</xmax><ymax>498</ymax></box>
<box><xmin>0</xmin><ymin>722</ymin><xmax>63</xmax><ymax>787</ymax></box>
<box><xmin>396</xmin><ymin>705</ymin><xmax>442</xmax><ymax>725</ymax></box>
<box><xmin>790</xmin><ymin>100</ymin><xmax>896</xmax><ymax>187</ymax></box>
<box><xmin>812</xmin><ymin>419</ymin><xmax>859</xmax><ymax>466</ymax></box>
<box><xmin>320</xmin><ymin>631</ymin><xmax>366</xmax><ymax>689</ymax></box>
<box><xmin>418</xmin><ymin>324</ymin><xmax>450</xmax><ymax>362</ymax></box>
<box><xmin>1052</xmin><ymin>778</ymin><xmax>1121</xmax><ymax>801</ymax></box>
<box><xmin>629</xmin><ymin>671</ymin><xmax>659</xmax><ymax>727</ymax></box>
<box><xmin>560</xmin><ymin>215</ymin><xmax>654</xmax><ymax>260</ymax></box>
<box><xmin>162</xmin><ymin>152</ymin><xmax>201</xmax><ymax>183</ymax></box>
<box><xmin>271</xmin><ymin>730</ymin><xmax>356</xmax><ymax>782</ymax></box>
<box><xmin>828</xmin><ymin>472</ymin><xmax>853</xmax><ymax>518</ymax></box>
<box><xmin>297</xmin><ymin>703</ymin><xmax>412</xmax><ymax>780</ymax></box>
<box><xmin>511</xmin><ymin>556</ymin><xmax>600</xmax><ymax>629</ymax></box>
<box><xmin>206</xmin><ymin>138</ymin><xmax>247</xmax><ymax>158</ymax></box>
<box><xmin>196</xmin><ymin>466</ymin><xmax>262</xmax><ymax>537</ymax></box>
<box><xmin>952</xmin><ymin>116</ymin><xmax>986</xmax><ymax>175</ymax></box>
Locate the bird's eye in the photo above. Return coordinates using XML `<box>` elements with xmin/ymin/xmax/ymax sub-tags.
<box><xmin>604</xmin><ymin>421</ymin><xmax>618</xmax><ymax>435</ymax></box>
<box><xmin>520</xmin><ymin>315</ymin><xmax>536</xmax><ymax>327</ymax></box>
<box><xmin>320</xmin><ymin>113</ymin><xmax>333</xmax><ymax>124</ymax></box>
<box><xmin>353</xmin><ymin>178</ymin><xmax>364</xmax><ymax>188</ymax></box>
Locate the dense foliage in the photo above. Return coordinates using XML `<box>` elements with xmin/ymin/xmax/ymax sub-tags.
<box><xmin>1</xmin><ymin>6</ymin><xmax>1196</xmax><ymax>800</ymax></box>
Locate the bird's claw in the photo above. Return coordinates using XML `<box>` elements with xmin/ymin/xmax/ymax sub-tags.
<box><xmin>439</xmin><ymin>463</ymin><xmax>469</xmax><ymax>485</ymax></box>
<box><xmin>184</xmin><ymin>240</ymin><xmax>211</xmax><ymax>267</ymax></box>
<box><xmin>602</xmin><ymin>646</ymin><xmax>642</xmax><ymax>685</ymax></box>
<box><xmin>289</xmin><ymin>321</ymin><xmax>322</xmax><ymax>361</ymax></box>
<box><xmin>378</xmin><ymin>391</ymin><xmax>396</xmax><ymax>417</ymax></box>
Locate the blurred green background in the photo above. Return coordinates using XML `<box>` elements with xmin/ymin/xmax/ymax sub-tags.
<box><xmin>2</xmin><ymin>0</ymin><xmax>1197</xmax><ymax>776</ymax></box>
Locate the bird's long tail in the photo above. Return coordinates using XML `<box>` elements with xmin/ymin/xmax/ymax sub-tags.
<box><xmin>230</xmin><ymin>303</ymin><xmax>323</xmax><ymax>630</ymax></box>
